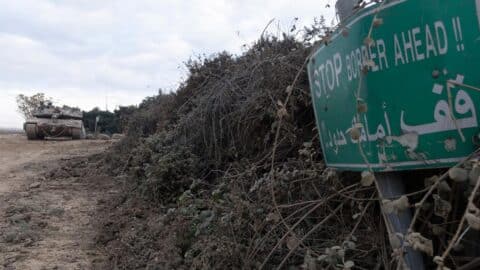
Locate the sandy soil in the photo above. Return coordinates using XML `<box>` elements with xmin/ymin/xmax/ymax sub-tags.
<box><xmin>0</xmin><ymin>134</ymin><xmax>114</xmax><ymax>270</ymax></box>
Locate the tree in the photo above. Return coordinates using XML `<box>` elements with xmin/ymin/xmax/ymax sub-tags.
<box><xmin>83</xmin><ymin>107</ymin><xmax>121</xmax><ymax>135</ymax></box>
<box><xmin>16</xmin><ymin>93</ymin><xmax>48</xmax><ymax>119</ymax></box>
<box><xmin>114</xmin><ymin>105</ymin><xmax>137</xmax><ymax>132</ymax></box>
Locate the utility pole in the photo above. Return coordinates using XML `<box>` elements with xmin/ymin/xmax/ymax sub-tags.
<box><xmin>105</xmin><ymin>95</ymin><xmax>109</xmax><ymax>111</ymax></box>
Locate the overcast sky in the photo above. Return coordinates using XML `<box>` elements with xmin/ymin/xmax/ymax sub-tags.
<box><xmin>0</xmin><ymin>0</ymin><xmax>335</xmax><ymax>128</ymax></box>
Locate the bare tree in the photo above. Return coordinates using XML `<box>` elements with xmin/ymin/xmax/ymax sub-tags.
<box><xmin>16</xmin><ymin>93</ymin><xmax>48</xmax><ymax>119</ymax></box>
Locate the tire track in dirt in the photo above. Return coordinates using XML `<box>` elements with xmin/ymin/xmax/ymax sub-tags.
<box><xmin>0</xmin><ymin>134</ymin><xmax>115</xmax><ymax>270</ymax></box>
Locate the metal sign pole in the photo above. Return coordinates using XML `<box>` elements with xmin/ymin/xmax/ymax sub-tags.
<box><xmin>376</xmin><ymin>173</ymin><xmax>425</xmax><ymax>270</ymax></box>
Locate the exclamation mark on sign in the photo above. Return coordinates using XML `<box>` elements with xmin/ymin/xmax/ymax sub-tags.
<box><xmin>452</xmin><ymin>17</ymin><xmax>465</xmax><ymax>52</ymax></box>
<box><xmin>477</xmin><ymin>0</ymin><xmax>480</xmax><ymax>30</ymax></box>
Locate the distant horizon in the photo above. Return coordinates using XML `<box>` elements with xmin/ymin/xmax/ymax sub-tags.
<box><xmin>2</xmin><ymin>102</ymin><xmax>126</xmax><ymax>129</ymax></box>
<box><xmin>0</xmin><ymin>126</ymin><xmax>23</xmax><ymax>131</ymax></box>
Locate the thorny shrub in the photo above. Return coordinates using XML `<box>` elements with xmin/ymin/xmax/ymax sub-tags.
<box><xmin>98</xmin><ymin>34</ymin><xmax>389</xmax><ymax>270</ymax></box>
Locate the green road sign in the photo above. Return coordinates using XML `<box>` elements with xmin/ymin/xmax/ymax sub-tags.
<box><xmin>308</xmin><ymin>0</ymin><xmax>480</xmax><ymax>171</ymax></box>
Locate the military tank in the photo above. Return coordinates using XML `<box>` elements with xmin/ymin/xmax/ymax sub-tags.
<box><xmin>24</xmin><ymin>102</ymin><xmax>86</xmax><ymax>140</ymax></box>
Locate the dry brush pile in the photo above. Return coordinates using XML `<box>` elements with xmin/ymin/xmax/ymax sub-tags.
<box><xmin>97</xmin><ymin>35</ymin><xmax>388</xmax><ymax>270</ymax></box>
<box><xmin>96</xmin><ymin>13</ymin><xmax>480</xmax><ymax>270</ymax></box>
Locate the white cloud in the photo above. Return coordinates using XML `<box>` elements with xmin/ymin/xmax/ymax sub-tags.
<box><xmin>0</xmin><ymin>0</ymin><xmax>336</xmax><ymax>128</ymax></box>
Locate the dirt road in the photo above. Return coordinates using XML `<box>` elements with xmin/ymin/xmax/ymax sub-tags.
<box><xmin>0</xmin><ymin>134</ymin><xmax>114</xmax><ymax>270</ymax></box>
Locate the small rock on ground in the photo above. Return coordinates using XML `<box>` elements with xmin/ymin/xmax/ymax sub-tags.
<box><xmin>29</xmin><ymin>182</ymin><xmax>41</xmax><ymax>189</ymax></box>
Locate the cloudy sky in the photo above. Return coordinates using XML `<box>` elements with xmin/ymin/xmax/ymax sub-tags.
<box><xmin>0</xmin><ymin>0</ymin><xmax>335</xmax><ymax>128</ymax></box>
